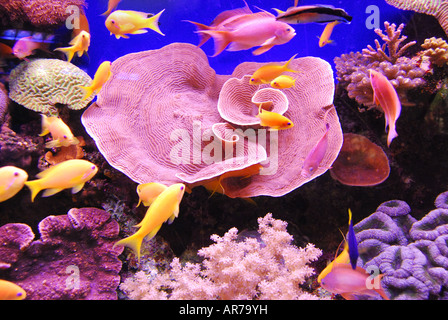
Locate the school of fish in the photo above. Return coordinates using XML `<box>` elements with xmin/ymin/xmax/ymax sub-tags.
<box><xmin>0</xmin><ymin>0</ymin><xmax>396</xmax><ymax>301</ymax></box>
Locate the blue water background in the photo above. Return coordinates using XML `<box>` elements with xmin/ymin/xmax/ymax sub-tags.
<box><xmin>84</xmin><ymin>0</ymin><xmax>412</xmax><ymax>79</ymax></box>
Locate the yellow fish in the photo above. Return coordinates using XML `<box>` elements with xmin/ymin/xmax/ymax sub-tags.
<box><xmin>0</xmin><ymin>166</ymin><xmax>28</xmax><ymax>203</ymax></box>
<box><xmin>136</xmin><ymin>182</ymin><xmax>168</xmax><ymax>207</ymax></box>
<box><xmin>249</xmin><ymin>54</ymin><xmax>298</xmax><ymax>85</ymax></box>
<box><xmin>54</xmin><ymin>30</ymin><xmax>90</xmax><ymax>63</ymax></box>
<box><xmin>114</xmin><ymin>183</ymin><xmax>186</xmax><ymax>262</ymax></box>
<box><xmin>256</xmin><ymin>104</ymin><xmax>294</xmax><ymax>130</ymax></box>
<box><xmin>270</xmin><ymin>75</ymin><xmax>296</xmax><ymax>89</ymax></box>
<box><xmin>39</xmin><ymin>114</ymin><xmax>79</xmax><ymax>148</ymax></box>
<box><xmin>318</xmin><ymin>21</ymin><xmax>340</xmax><ymax>47</ymax></box>
<box><xmin>0</xmin><ymin>280</ymin><xmax>26</xmax><ymax>300</ymax></box>
<box><xmin>105</xmin><ymin>9</ymin><xmax>165</xmax><ymax>39</ymax></box>
<box><xmin>24</xmin><ymin>159</ymin><xmax>98</xmax><ymax>202</ymax></box>
<box><xmin>79</xmin><ymin>61</ymin><xmax>112</xmax><ymax>101</ymax></box>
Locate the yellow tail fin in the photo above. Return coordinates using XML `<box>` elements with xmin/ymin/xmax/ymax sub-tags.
<box><xmin>78</xmin><ymin>85</ymin><xmax>94</xmax><ymax>101</ymax></box>
<box><xmin>113</xmin><ymin>232</ymin><xmax>145</xmax><ymax>262</ymax></box>
<box><xmin>283</xmin><ymin>54</ymin><xmax>298</xmax><ymax>73</ymax></box>
<box><xmin>54</xmin><ymin>47</ymin><xmax>75</xmax><ymax>63</ymax></box>
<box><xmin>145</xmin><ymin>9</ymin><xmax>165</xmax><ymax>36</ymax></box>
<box><xmin>24</xmin><ymin>180</ymin><xmax>42</xmax><ymax>202</ymax></box>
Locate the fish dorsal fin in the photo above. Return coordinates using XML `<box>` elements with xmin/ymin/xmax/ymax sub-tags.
<box><xmin>36</xmin><ymin>164</ymin><xmax>61</xmax><ymax>179</ymax></box>
<box><xmin>223</xmin><ymin>11</ymin><xmax>275</xmax><ymax>29</ymax></box>
<box><xmin>211</xmin><ymin>2</ymin><xmax>253</xmax><ymax>27</ymax></box>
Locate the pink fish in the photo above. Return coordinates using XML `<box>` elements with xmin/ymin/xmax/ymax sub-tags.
<box><xmin>320</xmin><ymin>263</ymin><xmax>390</xmax><ymax>300</ymax></box>
<box><xmin>12</xmin><ymin>36</ymin><xmax>42</xmax><ymax>61</ymax></box>
<box><xmin>300</xmin><ymin>109</ymin><xmax>331</xmax><ymax>178</ymax></box>
<box><xmin>369</xmin><ymin>69</ymin><xmax>401</xmax><ymax>147</ymax></box>
<box><xmin>198</xmin><ymin>11</ymin><xmax>296</xmax><ymax>56</ymax></box>
<box><xmin>186</xmin><ymin>3</ymin><xmax>253</xmax><ymax>47</ymax></box>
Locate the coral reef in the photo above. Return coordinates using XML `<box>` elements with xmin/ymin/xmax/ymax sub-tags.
<box><xmin>9</xmin><ymin>59</ymin><xmax>93</xmax><ymax>116</ymax></box>
<box><xmin>0</xmin><ymin>207</ymin><xmax>123</xmax><ymax>300</ymax></box>
<box><xmin>353</xmin><ymin>191</ymin><xmax>448</xmax><ymax>299</ymax></box>
<box><xmin>119</xmin><ymin>213</ymin><xmax>322</xmax><ymax>300</ymax></box>
<box><xmin>330</xmin><ymin>133</ymin><xmax>390</xmax><ymax>186</ymax></box>
<box><xmin>385</xmin><ymin>0</ymin><xmax>448</xmax><ymax>37</ymax></box>
<box><xmin>334</xmin><ymin>21</ymin><xmax>427</xmax><ymax>106</ymax></box>
<box><xmin>82</xmin><ymin>42</ymin><xmax>343</xmax><ymax>198</ymax></box>
<box><xmin>0</xmin><ymin>0</ymin><xmax>87</xmax><ymax>28</ymax></box>
<box><xmin>0</xmin><ymin>125</ymin><xmax>40</xmax><ymax>168</ymax></box>
<box><xmin>0</xmin><ymin>83</ymin><xmax>9</xmax><ymax>126</ymax></box>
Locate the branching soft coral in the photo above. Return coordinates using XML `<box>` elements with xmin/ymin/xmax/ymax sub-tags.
<box><xmin>119</xmin><ymin>213</ymin><xmax>322</xmax><ymax>300</ymax></box>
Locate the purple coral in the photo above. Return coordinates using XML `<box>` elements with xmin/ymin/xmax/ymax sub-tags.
<box><xmin>354</xmin><ymin>191</ymin><xmax>448</xmax><ymax>299</ymax></box>
<box><xmin>0</xmin><ymin>207</ymin><xmax>123</xmax><ymax>300</ymax></box>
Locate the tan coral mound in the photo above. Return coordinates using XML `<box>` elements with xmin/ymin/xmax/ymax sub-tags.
<box><xmin>9</xmin><ymin>59</ymin><xmax>93</xmax><ymax>116</ymax></box>
<box><xmin>420</xmin><ymin>37</ymin><xmax>448</xmax><ymax>67</ymax></box>
<box><xmin>82</xmin><ymin>43</ymin><xmax>343</xmax><ymax>198</ymax></box>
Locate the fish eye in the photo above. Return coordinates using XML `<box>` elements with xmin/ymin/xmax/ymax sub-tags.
<box><xmin>286</xmin><ymin>28</ymin><xmax>291</xmax><ymax>32</ymax></box>
<box><xmin>91</xmin><ymin>166</ymin><xmax>96</xmax><ymax>170</ymax></box>
<box><xmin>250</xmin><ymin>78</ymin><xmax>255</xmax><ymax>82</ymax></box>
<box><xmin>14</xmin><ymin>172</ymin><xmax>19</xmax><ymax>176</ymax></box>
<box><xmin>111</xmin><ymin>20</ymin><xmax>116</xmax><ymax>24</ymax></box>
<box><xmin>16</xmin><ymin>292</ymin><xmax>23</xmax><ymax>297</ymax></box>
<box><xmin>63</xmin><ymin>135</ymin><xmax>67</xmax><ymax>139</ymax></box>
<box><xmin>180</xmin><ymin>186</ymin><xmax>184</xmax><ymax>191</ymax></box>
<box><xmin>309</xmin><ymin>167</ymin><xmax>314</xmax><ymax>173</ymax></box>
<box><xmin>287</xmin><ymin>122</ymin><xmax>291</xmax><ymax>126</ymax></box>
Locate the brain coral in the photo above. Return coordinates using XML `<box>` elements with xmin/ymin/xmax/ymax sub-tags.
<box><xmin>82</xmin><ymin>42</ymin><xmax>342</xmax><ymax>198</ymax></box>
<box><xmin>9</xmin><ymin>59</ymin><xmax>93</xmax><ymax>116</ymax></box>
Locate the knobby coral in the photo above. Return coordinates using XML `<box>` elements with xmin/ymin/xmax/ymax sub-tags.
<box><xmin>353</xmin><ymin>191</ymin><xmax>448</xmax><ymax>299</ymax></box>
<box><xmin>119</xmin><ymin>213</ymin><xmax>322</xmax><ymax>300</ymax></box>
<box><xmin>82</xmin><ymin>42</ymin><xmax>343</xmax><ymax>198</ymax></box>
<box><xmin>420</xmin><ymin>37</ymin><xmax>448</xmax><ymax>67</ymax></box>
<box><xmin>0</xmin><ymin>0</ymin><xmax>87</xmax><ymax>28</ymax></box>
<box><xmin>0</xmin><ymin>207</ymin><xmax>123</xmax><ymax>300</ymax></box>
<box><xmin>9</xmin><ymin>59</ymin><xmax>93</xmax><ymax>116</ymax></box>
<box><xmin>334</xmin><ymin>21</ymin><xmax>427</xmax><ymax>106</ymax></box>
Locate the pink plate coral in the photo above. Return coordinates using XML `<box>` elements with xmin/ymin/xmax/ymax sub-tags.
<box><xmin>82</xmin><ymin>42</ymin><xmax>343</xmax><ymax>198</ymax></box>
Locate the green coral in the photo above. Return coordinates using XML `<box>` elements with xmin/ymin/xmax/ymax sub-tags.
<box><xmin>9</xmin><ymin>59</ymin><xmax>93</xmax><ymax>116</ymax></box>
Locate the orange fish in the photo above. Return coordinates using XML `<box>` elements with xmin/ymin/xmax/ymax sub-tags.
<box><xmin>79</xmin><ymin>61</ymin><xmax>112</xmax><ymax>100</ymax></box>
<box><xmin>369</xmin><ymin>69</ymin><xmax>401</xmax><ymax>147</ymax></box>
<box><xmin>318</xmin><ymin>20</ymin><xmax>340</xmax><ymax>47</ymax></box>
<box><xmin>201</xmin><ymin>163</ymin><xmax>263</xmax><ymax>196</ymax></box>
<box><xmin>198</xmin><ymin>11</ymin><xmax>296</xmax><ymax>56</ymax></box>
<box><xmin>256</xmin><ymin>104</ymin><xmax>294</xmax><ymax>131</ymax></box>
<box><xmin>249</xmin><ymin>54</ymin><xmax>298</xmax><ymax>85</ymax></box>
<box><xmin>0</xmin><ymin>280</ymin><xmax>26</xmax><ymax>300</ymax></box>
<box><xmin>54</xmin><ymin>30</ymin><xmax>90</xmax><ymax>63</ymax></box>
<box><xmin>0</xmin><ymin>43</ymin><xmax>13</xmax><ymax>57</ymax></box>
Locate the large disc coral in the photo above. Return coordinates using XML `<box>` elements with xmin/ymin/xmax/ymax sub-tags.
<box><xmin>82</xmin><ymin>43</ymin><xmax>343</xmax><ymax>198</ymax></box>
